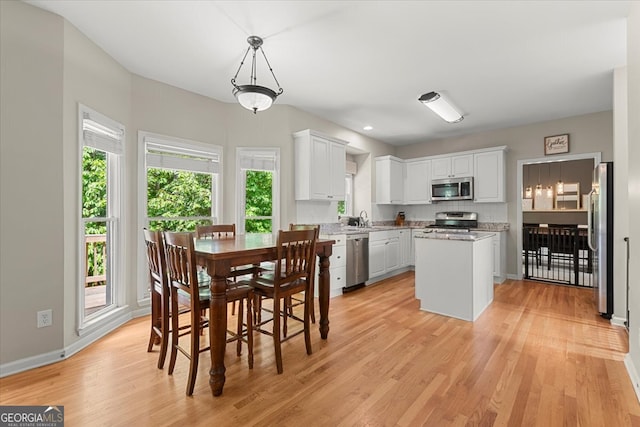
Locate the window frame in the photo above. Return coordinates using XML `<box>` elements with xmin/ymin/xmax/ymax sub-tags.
<box><xmin>77</xmin><ymin>104</ymin><xmax>125</xmax><ymax>334</ymax></box>
<box><xmin>137</xmin><ymin>131</ymin><xmax>223</xmax><ymax>303</ymax></box>
<box><xmin>236</xmin><ymin>147</ymin><xmax>280</xmax><ymax>234</ymax></box>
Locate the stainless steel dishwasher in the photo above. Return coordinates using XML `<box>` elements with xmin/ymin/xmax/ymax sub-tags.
<box><xmin>345</xmin><ymin>233</ymin><xmax>369</xmax><ymax>292</ymax></box>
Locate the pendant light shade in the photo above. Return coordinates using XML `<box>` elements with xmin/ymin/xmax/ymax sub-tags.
<box><xmin>231</xmin><ymin>36</ymin><xmax>283</xmax><ymax>114</ymax></box>
<box><xmin>418</xmin><ymin>92</ymin><xmax>464</xmax><ymax>123</ymax></box>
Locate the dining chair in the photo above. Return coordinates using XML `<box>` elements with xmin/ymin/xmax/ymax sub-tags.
<box><xmin>240</xmin><ymin>228</ymin><xmax>318</xmax><ymax>374</ymax></box>
<box><xmin>195</xmin><ymin>224</ymin><xmax>261</xmax><ymax>315</ymax></box>
<box><xmin>287</xmin><ymin>224</ymin><xmax>319</xmax><ymax>325</ymax></box>
<box><xmin>163</xmin><ymin>231</ymin><xmax>254</xmax><ymax>396</ymax></box>
<box><xmin>143</xmin><ymin>229</ymin><xmax>171</xmax><ymax>369</ymax></box>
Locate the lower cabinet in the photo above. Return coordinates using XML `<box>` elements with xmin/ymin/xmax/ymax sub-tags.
<box><xmin>369</xmin><ymin>230</ymin><xmax>401</xmax><ymax>279</ymax></box>
<box><xmin>319</xmin><ymin>234</ymin><xmax>347</xmax><ymax>297</ymax></box>
<box><xmin>492</xmin><ymin>231</ymin><xmax>506</xmax><ymax>283</ymax></box>
<box><xmin>399</xmin><ymin>229</ymin><xmax>411</xmax><ymax>267</ymax></box>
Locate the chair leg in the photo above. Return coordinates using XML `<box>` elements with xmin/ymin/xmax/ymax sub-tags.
<box><xmin>186</xmin><ymin>311</ymin><xmax>200</xmax><ymax>396</ymax></box>
<box><xmin>273</xmin><ymin>297</ymin><xmax>283</xmax><ymax>374</ymax></box>
<box><xmin>157</xmin><ymin>293</ymin><xmax>170</xmax><ymax>369</ymax></box>
<box><xmin>148</xmin><ymin>291</ymin><xmax>161</xmax><ymax>352</ymax></box>
<box><xmin>283</xmin><ymin>297</ymin><xmax>289</xmax><ymax>338</ymax></box>
<box><xmin>168</xmin><ymin>295</ymin><xmax>179</xmax><ymax>375</ymax></box>
<box><xmin>309</xmin><ymin>289</ymin><xmax>315</xmax><ymax>324</ymax></box>
<box><xmin>247</xmin><ymin>295</ymin><xmax>253</xmax><ymax>369</ymax></box>
<box><xmin>304</xmin><ymin>291</ymin><xmax>312</xmax><ymax>356</ymax></box>
<box><xmin>236</xmin><ymin>299</ymin><xmax>243</xmax><ymax>357</ymax></box>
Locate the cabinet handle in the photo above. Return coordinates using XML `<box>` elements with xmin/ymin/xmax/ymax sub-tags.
<box><xmin>328</xmin><ymin>195</ymin><xmax>333</xmax><ymax>198</ymax></box>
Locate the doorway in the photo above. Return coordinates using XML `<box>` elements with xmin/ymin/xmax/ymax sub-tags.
<box><xmin>516</xmin><ymin>152</ymin><xmax>601</xmax><ymax>286</ymax></box>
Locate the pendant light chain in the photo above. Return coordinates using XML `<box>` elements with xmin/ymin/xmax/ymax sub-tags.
<box><xmin>258</xmin><ymin>47</ymin><xmax>283</xmax><ymax>95</ymax></box>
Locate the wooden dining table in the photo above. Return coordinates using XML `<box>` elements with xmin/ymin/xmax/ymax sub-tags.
<box><xmin>194</xmin><ymin>233</ymin><xmax>335</xmax><ymax>397</ymax></box>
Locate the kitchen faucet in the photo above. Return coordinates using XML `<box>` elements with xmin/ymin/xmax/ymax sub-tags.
<box><xmin>359</xmin><ymin>210</ymin><xmax>369</xmax><ymax>228</ymax></box>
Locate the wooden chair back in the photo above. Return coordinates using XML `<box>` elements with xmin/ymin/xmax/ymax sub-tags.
<box><xmin>273</xmin><ymin>229</ymin><xmax>318</xmax><ymax>294</ymax></box>
<box><xmin>195</xmin><ymin>224</ymin><xmax>235</xmax><ymax>239</ymax></box>
<box><xmin>163</xmin><ymin>231</ymin><xmax>206</xmax><ymax>314</ymax></box>
<box><xmin>143</xmin><ymin>228</ymin><xmax>170</xmax><ymax>368</ymax></box>
<box><xmin>162</xmin><ymin>230</ymin><xmax>211</xmax><ymax>395</ymax></box>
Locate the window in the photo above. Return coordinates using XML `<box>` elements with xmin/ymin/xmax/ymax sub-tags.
<box><xmin>338</xmin><ymin>174</ymin><xmax>353</xmax><ymax>216</ymax></box>
<box><xmin>138</xmin><ymin>132</ymin><xmax>222</xmax><ymax>302</ymax></box>
<box><xmin>236</xmin><ymin>148</ymin><xmax>280</xmax><ymax>234</ymax></box>
<box><xmin>79</xmin><ymin>104</ymin><xmax>124</xmax><ymax>330</ymax></box>
<box><xmin>142</xmin><ymin>132</ymin><xmax>221</xmax><ymax>231</ymax></box>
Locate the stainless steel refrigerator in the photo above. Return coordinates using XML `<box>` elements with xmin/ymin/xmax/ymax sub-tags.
<box><xmin>588</xmin><ymin>162</ymin><xmax>614</xmax><ymax>318</ymax></box>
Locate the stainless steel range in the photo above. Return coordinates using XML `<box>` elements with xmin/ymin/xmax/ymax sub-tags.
<box><xmin>425</xmin><ymin>212</ymin><xmax>478</xmax><ymax>232</ymax></box>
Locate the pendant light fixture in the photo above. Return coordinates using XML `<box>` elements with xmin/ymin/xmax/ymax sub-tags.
<box><xmin>546</xmin><ymin>162</ymin><xmax>554</xmax><ymax>198</ymax></box>
<box><xmin>535</xmin><ymin>164</ymin><xmax>542</xmax><ymax>196</ymax></box>
<box><xmin>524</xmin><ymin>164</ymin><xmax>532</xmax><ymax>198</ymax></box>
<box><xmin>231</xmin><ymin>36</ymin><xmax>283</xmax><ymax>114</ymax></box>
<box><xmin>418</xmin><ymin>92</ymin><xmax>464</xmax><ymax>123</ymax></box>
<box><xmin>556</xmin><ymin>161</ymin><xmax>564</xmax><ymax>194</ymax></box>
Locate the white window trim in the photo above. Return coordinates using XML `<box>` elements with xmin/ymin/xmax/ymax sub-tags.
<box><xmin>137</xmin><ymin>131</ymin><xmax>223</xmax><ymax>304</ymax></box>
<box><xmin>236</xmin><ymin>147</ymin><xmax>280</xmax><ymax>234</ymax></box>
<box><xmin>77</xmin><ymin>104</ymin><xmax>125</xmax><ymax>335</ymax></box>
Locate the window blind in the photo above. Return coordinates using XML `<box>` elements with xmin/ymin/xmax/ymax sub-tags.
<box><xmin>81</xmin><ymin>106</ymin><xmax>124</xmax><ymax>155</ymax></box>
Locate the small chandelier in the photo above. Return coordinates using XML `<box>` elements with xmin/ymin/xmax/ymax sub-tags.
<box><xmin>231</xmin><ymin>35</ymin><xmax>283</xmax><ymax>114</ymax></box>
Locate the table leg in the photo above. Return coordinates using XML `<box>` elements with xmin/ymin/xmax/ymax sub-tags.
<box><xmin>317</xmin><ymin>248</ymin><xmax>332</xmax><ymax>339</ymax></box>
<box><xmin>208</xmin><ymin>260</ymin><xmax>229</xmax><ymax>396</ymax></box>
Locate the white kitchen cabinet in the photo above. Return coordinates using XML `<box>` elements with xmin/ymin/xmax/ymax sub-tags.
<box><xmin>431</xmin><ymin>154</ymin><xmax>473</xmax><ymax>180</ymax></box>
<box><xmin>375</xmin><ymin>156</ymin><xmax>404</xmax><ymax>204</ymax></box>
<box><xmin>368</xmin><ymin>230</ymin><xmax>400</xmax><ymax>278</ymax></box>
<box><xmin>404</xmin><ymin>159</ymin><xmax>431</xmax><ymax>204</ymax></box>
<box><xmin>492</xmin><ymin>231</ymin><xmax>506</xmax><ymax>283</ymax></box>
<box><xmin>410</xmin><ymin>229</ymin><xmax>422</xmax><ymax>265</ymax></box>
<box><xmin>319</xmin><ymin>233</ymin><xmax>347</xmax><ymax>297</ymax></box>
<box><xmin>474</xmin><ymin>149</ymin><xmax>506</xmax><ymax>203</ymax></box>
<box><xmin>399</xmin><ymin>229</ymin><xmax>411</xmax><ymax>267</ymax></box>
<box><xmin>294</xmin><ymin>129</ymin><xmax>347</xmax><ymax>201</ymax></box>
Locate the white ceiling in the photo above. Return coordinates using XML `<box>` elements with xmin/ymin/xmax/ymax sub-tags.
<box><xmin>27</xmin><ymin>1</ymin><xmax>630</xmax><ymax>146</ymax></box>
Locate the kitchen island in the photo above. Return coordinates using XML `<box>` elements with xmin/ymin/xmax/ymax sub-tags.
<box><xmin>414</xmin><ymin>231</ymin><xmax>494</xmax><ymax>321</ymax></box>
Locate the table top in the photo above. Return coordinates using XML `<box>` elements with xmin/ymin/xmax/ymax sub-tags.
<box><xmin>195</xmin><ymin>233</ymin><xmax>334</xmax><ymax>260</ymax></box>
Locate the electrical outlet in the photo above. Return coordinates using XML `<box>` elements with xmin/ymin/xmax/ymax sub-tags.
<box><xmin>37</xmin><ymin>309</ymin><xmax>52</xmax><ymax>328</ymax></box>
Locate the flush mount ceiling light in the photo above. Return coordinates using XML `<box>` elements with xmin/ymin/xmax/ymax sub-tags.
<box><xmin>231</xmin><ymin>35</ymin><xmax>283</xmax><ymax>114</ymax></box>
<box><xmin>418</xmin><ymin>92</ymin><xmax>464</xmax><ymax>123</ymax></box>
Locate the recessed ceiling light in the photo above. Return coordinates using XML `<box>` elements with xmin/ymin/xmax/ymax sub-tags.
<box><xmin>363</xmin><ymin>125</ymin><xmax>373</xmax><ymax>131</ymax></box>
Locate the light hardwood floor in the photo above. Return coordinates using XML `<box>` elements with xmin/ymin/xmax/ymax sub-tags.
<box><xmin>1</xmin><ymin>272</ymin><xmax>639</xmax><ymax>426</ymax></box>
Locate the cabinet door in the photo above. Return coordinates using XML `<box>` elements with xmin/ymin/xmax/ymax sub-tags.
<box><xmin>431</xmin><ymin>157</ymin><xmax>451</xmax><ymax>180</ymax></box>
<box><xmin>474</xmin><ymin>150</ymin><xmax>505</xmax><ymax>202</ymax></box>
<box><xmin>451</xmin><ymin>154</ymin><xmax>473</xmax><ymax>177</ymax></box>
<box><xmin>389</xmin><ymin>160</ymin><xmax>404</xmax><ymax>203</ymax></box>
<box><xmin>310</xmin><ymin>136</ymin><xmax>331</xmax><ymax>199</ymax></box>
<box><xmin>369</xmin><ymin>240</ymin><xmax>386</xmax><ymax>278</ymax></box>
<box><xmin>376</xmin><ymin>157</ymin><xmax>404</xmax><ymax>204</ymax></box>
<box><xmin>385</xmin><ymin>238</ymin><xmax>400</xmax><ymax>271</ymax></box>
<box><xmin>493</xmin><ymin>236</ymin><xmax>500</xmax><ymax>277</ymax></box>
<box><xmin>329</xmin><ymin>141</ymin><xmax>346</xmax><ymax>199</ymax></box>
<box><xmin>399</xmin><ymin>230</ymin><xmax>411</xmax><ymax>266</ymax></box>
<box><xmin>405</xmin><ymin>160</ymin><xmax>431</xmax><ymax>204</ymax></box>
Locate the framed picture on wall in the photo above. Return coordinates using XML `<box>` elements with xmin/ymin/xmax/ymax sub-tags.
<box><xmin>544</xmin><ymin>134</ymin><xmax>569</xmax><ymax>155</ymax></box>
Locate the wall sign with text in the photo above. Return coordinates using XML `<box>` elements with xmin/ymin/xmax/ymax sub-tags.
<box><xmin>544</xmin><ymin>134</ymin><xmax>569</xmax><ymax>155</ymax></box>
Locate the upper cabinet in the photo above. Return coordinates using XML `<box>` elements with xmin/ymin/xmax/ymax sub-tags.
<box><xmin>293</xmin><ymin>130</ymin><xmax>347</xmax><ymax>201</ymax></box>
<box><xmin>404</xmin><ymin>159</ymin><xmax>431</xmax><ymax>204</ymax></box>
<box><xmin>474</xmin><ymin>149</ymin><xmax>506</xmax><ymax>203</ymax></box>
<box><xmin>375</xmin><ymin>156</ymin><xmax>404</xmax><ymax>204</ymax></box>
<box><xmin>431</xmin><ymin>154</ymin><xmax>473</xmax><ymax>180</ymax></box>
<box><xmin>374</xmin><ymin>146</ymin><xmax>507</xmax><ymax>205</ymax></box>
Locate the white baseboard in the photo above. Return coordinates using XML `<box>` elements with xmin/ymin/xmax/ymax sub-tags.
<box><xmin>624</xmin><ymin>353</ymin><xmax>640</xmax><ymax>404</ymax></box>
<box><xmin>0</xmin><ymin>309</ymin><xmax>133</xmax><ymax>378</ymax></box>
<box><xmin>611</xmin><ymin>315</ymin><xmax>627</xmax><ymax>328</ymax></box>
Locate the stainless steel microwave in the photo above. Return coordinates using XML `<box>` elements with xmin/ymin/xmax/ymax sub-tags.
<box><xmin>431</xmin><ymin>177</ymin><xmax>474</xmax><ymax>201</ymax></box>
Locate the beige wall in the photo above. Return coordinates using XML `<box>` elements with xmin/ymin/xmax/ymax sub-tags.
<box><xmin>62</xmin><ymin>20</ymin><xmax>132</xmax><ymax>348</ymax></box>
<box><xmin>626</xmin><ymin>2</ymin><xmax>640</xmax><ymax>394</ymax></box>
<box><xmin>1</xmin><ymin>0</ymin><xmax>65</xmax><ymax>363</ymax></box>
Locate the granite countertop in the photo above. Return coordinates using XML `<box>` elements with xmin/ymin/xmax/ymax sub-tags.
<box><xmin>415</xmin><ymin>231</ymin><xmax>495</xmax><ymax>241</ymax></box>
<box><xmin>319</xmin><ymin>221</ymin><xmax>509</xmax><ymax>235</ymax></box>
